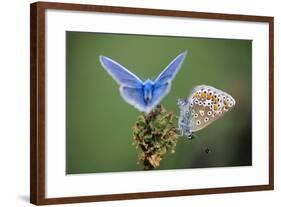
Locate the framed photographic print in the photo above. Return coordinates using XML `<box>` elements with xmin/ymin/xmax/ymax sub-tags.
<box><xmin>30</xmin><ymin>1</ymin><xmax>274</xmax><ymax>205</ymax></box>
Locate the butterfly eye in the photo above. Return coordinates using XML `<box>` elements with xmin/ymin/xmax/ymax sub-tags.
<box><xmin>204</xmin><ymin>117</ymin><xmax>209</xmax><ymax>122</ymax></box>
<box><xmin>193</xmin><ymin>113</ymin><xmax>198</xmax><ymax>118</ymax></box>
<box><xmin>229</xmin><ymin>102</ymin><xmax>233</xmax><ymax>107</ymax></box>
<box><xmin>226</xmin><ymin>98</ymin><xmax>230</xmax><ymax>102</ymax></box>
<box><xmin>196</xmin><ymin>120</ymin><xmax>201</xmax><ymax>125</ymax></box>
<box><xmin>207</xmin><ymin>111</ymin><xmax>212</xmax><ymax>116</ymax></box>
<box><xmin>198</xmin><ymin>101</ymin><xmax>203</xmax><ymax>105</ymax></box>
<box><xmin>209</xmin><ymin>91</ymin><xmax>213</xmax><ymax>96</ymax></box>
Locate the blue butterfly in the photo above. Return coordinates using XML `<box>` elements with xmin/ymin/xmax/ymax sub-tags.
<box><xmin>99</xmin><ymin>51</ymin><xmax>187</xmax><ymax>113</ymax></box>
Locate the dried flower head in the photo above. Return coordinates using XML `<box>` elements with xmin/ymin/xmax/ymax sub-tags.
<box><xmin>132</xmin><ymin>105</ymin><xmax>179</xmax><ymax>170</ymax></box>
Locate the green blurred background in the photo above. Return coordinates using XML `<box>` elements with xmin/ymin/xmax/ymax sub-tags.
<box><xmin>66</xmin><ymin>32</ymin><xmax>252</xmax><ymax>174</ymax></box>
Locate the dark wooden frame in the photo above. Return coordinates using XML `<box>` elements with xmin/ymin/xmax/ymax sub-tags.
<box><xmin>30</xmin><ymin>1</ymin><xmax>274</xmax><ymax>205</ymax></box>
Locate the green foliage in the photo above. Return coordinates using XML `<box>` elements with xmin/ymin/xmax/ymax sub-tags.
<box><xmin>132</xmin><ymin>105</ymin><xmax>179</xmax><ymax>170</ymax></box>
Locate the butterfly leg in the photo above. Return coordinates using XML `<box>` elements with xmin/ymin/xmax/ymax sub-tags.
<box><xmin>179</xmin><ymin>122</ymin><xmax>188</xmax><ymax>127</ymax></box>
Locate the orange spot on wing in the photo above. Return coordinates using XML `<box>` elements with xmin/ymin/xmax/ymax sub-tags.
<box><xmin>193</xmin><ymin>92</ymin><xmax>200</xmax><ymax>99</ymax></box>
<box><xmin>201</xmin><ymin>92</ymin><xmax>207</xmax><ymax>99</ymax></box>
<box><xmin>213</xmin><ymin>104</ymin><xmax>218</xmax><ymax>111</ymax></box>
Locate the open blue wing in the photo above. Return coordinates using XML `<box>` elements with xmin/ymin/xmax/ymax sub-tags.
<box><xmin>154</xmin><ymin>51</ymin><xmax>187</xmax><ymax>86</ymax></box>
<box><xmin>120</xmin><ymin>86</ymin><xmax>149</xmax><ymax>113</ymax></box>
<box><xmin>150</xmin><ymin>82</ymin><xmax>171</xmax><ymax>109</ymax></box>
<box><xmin>120</xmin><ymin>84</ymin><xmax>171</xmax><ymax>114</ymax></box>
<box><xmin>100</xmin><ymin>56</ymin><xmax>147</xmax><ymax>112</ymax></box>
<box><xmin>149</xmin><ymin>51</ymin><xmax>187</xmax><ymax>109</ymax></box>
<box><xmin>100</xmin><ymin>52</ymin><xmax>187</xmax><ymax>114</ymax></box>
<box><xmin>100</xmin><ymin>56</ymin><xmax>143</xmax><ymax>88</ymax></box>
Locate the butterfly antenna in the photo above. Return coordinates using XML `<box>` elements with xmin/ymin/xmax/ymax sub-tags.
<box><xmin>192</xmin><ymin>134</ymin><xmax>211</xmax><ymax>154</ymax></box>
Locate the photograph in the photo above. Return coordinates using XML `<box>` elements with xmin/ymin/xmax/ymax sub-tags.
<box><xmin>66</xmin><ymin>31</ymin><xmax>252</xmax><ymax>174</ymax></box>
<box><xmin>30</xmin><ymin>2</ymin><xmax>273</xmax><ymax>204</ymax></box>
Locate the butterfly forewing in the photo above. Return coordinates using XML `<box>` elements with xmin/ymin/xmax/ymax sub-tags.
<box><xmin>187</xmin><ymin>85</ymin><xmax>236</xmax><ymax>132</ymax></box>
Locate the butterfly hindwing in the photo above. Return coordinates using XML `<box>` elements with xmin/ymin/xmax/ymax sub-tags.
<box><xmin>177</xmin><ymin>85</ymin><xmax>236</xmax><ymax>137</ymax></box>
<box><xmin>188</xmin><ymin>103</ymin><xmax>222</xmax><ymax>132</ymax></box>
<box><xmin>120</xmin><ymin>86</ymin><xmax>147</xmax><ymax>112</ymax></box>
<box><xmin>150</xmin><ymin>82</ymin><xmax>171</xmax><ymax>109</ymax></box>
<box><xmin>188</xmin><ymin>85</ymin><xmax>236</xmax><ymax>132</ymax></box>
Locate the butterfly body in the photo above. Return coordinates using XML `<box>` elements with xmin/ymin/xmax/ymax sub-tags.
<box><xmin>178</xmin><ymin>85</ymin><xmax>236</xmax><ymax>139</ymax></box>
<box><xmin>142</xmin><ymin>79</ymin><xmax>154</xmax><ymax>104</ymax></box>
<box><xmin>100</xmin><ymin>52</ymin><xmax>187</xmax><ymax>113</ymax></box>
